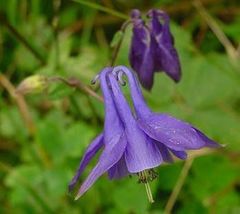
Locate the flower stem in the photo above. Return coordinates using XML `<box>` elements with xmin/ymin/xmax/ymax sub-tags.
<box><xmin>73</xmin><ymin>0</ymin><xmax>128</xmax><ymax>20</ymax></box>
<box><xmin>110</xmin><ymin>21</ymin><xmax>131</xmax><ymax>66</ymax></box>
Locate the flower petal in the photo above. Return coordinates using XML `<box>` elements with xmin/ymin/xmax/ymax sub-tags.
<box><xmin>129</xmin><ymin>13</ymin><xmax>155</xmax><ymax>90</ymax></box>
<box><xmin>112</xmin><ymin>66</ymin><xmax>151</xmax><ymax>118</ymax></box>
<box><xmin>155</xmin><ymin>141</ymin><xmax>173</xmax><ymax>163</ymax></box>
<box><xmin>148</xmin><ymin>10</ymin><xmax>181</xmax><ymax>82</ymax></box>
<box><xmin>108</xmin><ymin>74</ymin><xmax>162</xmax><ymax>173</ymax></box>
<box><xmin>170</xmin><ymin>149</ymin><xmax>187</xmax><ymax>160</ymax></box>
<box><xmin>76</xmin><ymin>133</ymin><xmax>127</xmax><ymax>199</ymax></box>
<box><xmin>108</xmin><ymin>155</ymin><xmax>129</xmax><ymax>179</ymax></box>
<box><xmin>100</xmin><ymin>68</ymin><xmax>124</xmax><ymax>143</ymax></box>
<box><xmin>138</xmin><ymin>114</ymin><xmax>206</xmax><ymax>151</ymax></box>
<box><xmin>68</xmin><ymin>133</ymin><xmax>104</xmax><ymax>191</ymax></box>
<box><xmin>194</xmin><ymin>128</ymin><xmax>220</xmax><ymax>148</ymax></box>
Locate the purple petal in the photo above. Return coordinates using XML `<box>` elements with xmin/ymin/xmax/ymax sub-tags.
<box><xmin>112</xmin><ymin>66</ymin><xmax>151</xmax><ymax>118</ymax></box>
<box><xmin>170</xmin><ymin>149</ymin><xmax>187</xmax><ymax>160</ymax></box>
<box><xmin>155</xmin><ymin>142</ymin><xmax>173</xmax><ymax>163</ymax></box>
<box><xmin>100</xmin><ymin>68</ymin><xmax>124</xmax><ymax>143</ymax></box>
<box><xmin>108</xmin><ymin>74</ymin><xmax>162</xmax><ymax>173</ymax></box>
<box><xmin>74</xmin><ymin>67</ymin><xmax>128</xmax><ymax>198</ymax></box>
<box><xmin>130</xmin><ymin>9</ymin><xmax>141</xmax><ymax>19</ymax></box>
<box><xmin>148</xmin><ymin>10</ymin><xmax>181</xmax><ymax>82</ymax></box>
<box><xmin>194</xmin><ymin>128</ymin><xmax>220</xmax><ymax>148</ymax></box>
<box><xmin>137</xmin><ymin>113</ymin><xmax>206</xmax><ymax>151</ymax></box>
<box><xmin>68</xmin><ymin>133</ymin><xmax>104</xmax><ymax>192</ymax></box>
<box><xmin>129</xmin><ymin>15</ymin><xmax>155</xmax><ymax>90</ymax></box>
<box><xmin>76</xmin><ymin>133</ymin><xmax>127</xmax><ymax>199</ymax></box>
<box><xmin>108</xmin><ymin>155</ymin><xmax>129</xmax><ymax>179</ymax></box>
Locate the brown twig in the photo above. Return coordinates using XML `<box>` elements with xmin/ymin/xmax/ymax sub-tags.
<box><xmin>164</xmin><ymin>157</ymin><xmax>194</xmax><ymax>214</ymax></box>
<box><xmin>49</xmin><ymin>76</ymin><xmax>104</xmax><ymax>102</ymax></box>
<box><xmin>0</xmin><ymin>73</ymin><xmax>51</xmax><ymax>168</ymax></box>
<box><xmin>0</xmin><ymin>73</ymin><xmax>36</xmax><ymax>136</ymax></box>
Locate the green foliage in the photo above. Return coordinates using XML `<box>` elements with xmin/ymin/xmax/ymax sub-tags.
<box><xmin>0</xmin><ymin>0</ymin><xmax>240</xmax><ymax>213</ymax></box>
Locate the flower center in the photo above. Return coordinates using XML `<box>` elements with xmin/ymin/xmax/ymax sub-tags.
<box><xmin>137</xmin><ymin>169</ymin><xmax>158</xmax><ymax>203</ymax></box>
<box><xmin>138</xmin><ymin>169</ymin><xmax>158</xmax><ymax>183</ymax></box>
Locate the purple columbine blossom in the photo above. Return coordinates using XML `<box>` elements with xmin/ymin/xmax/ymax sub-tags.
<box><xmin>69</xmin><ymin>66</ymin><xmax>219</xmax><ymax>201</ymax></box>
<box><xmin>129</xmin><ymin>9</ymin><xmax>181</xmax><ymax>90</ymax></box>
<box><xmin>70</xmin><ymin>67</ymin><xmax>162</xmax><ymax>200</ymax></box>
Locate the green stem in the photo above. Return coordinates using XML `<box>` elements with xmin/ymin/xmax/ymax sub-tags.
<box><xmin>110</xmin><ymin>20</ymin><xmax>131</xmax><ymax>66</ymax></box>
<box><xmin>0</xmin><ymin>13</ymin><xmax>46</xmax><ymax>65</ymax></box>
<box><xmin>72</xmin><ymin>0</ymin><xmax>128</xmax><ymax>20</ymax></box>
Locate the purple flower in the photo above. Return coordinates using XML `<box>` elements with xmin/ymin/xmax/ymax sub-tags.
<box><xmin>129</xmin><ymin>9</ymin><xmax>181</xmax><ymax>90</ymax></box>
<box><xmin>69</xmin><ymin>66</ymin><xmax>219</xmax><ymax>201</ymax></box>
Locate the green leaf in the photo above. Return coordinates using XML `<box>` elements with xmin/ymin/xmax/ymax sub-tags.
<box><xmin>110</xmin><ymin>31</ymin><xmax>124</xmax><ymax>48</ymax></box>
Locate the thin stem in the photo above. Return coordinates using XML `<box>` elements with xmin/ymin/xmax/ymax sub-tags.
<box><xmin>0</xmin><ymin>13</ymin><xmax>46</xmax><ymax>65</ymax></box>
<box><xmin>52</xmin><ymin>0</ymin><xmax>61</xmax><ymax>69</ymax></box>
<box><xmin>0</xmin><ymin>73</ymin><xmax>51</xmax><ymax>168</ymax></box>
<box><xmin>49</xmin><ymin>76</ymin><xmax>104</xmax><ymax>102</ymax></box>
<box><xmin>193</xmin><ymin>0</ymin><xmax>238</xmax><ymax>63</ymax></box>
<box><xmin>110</xmin><ymin>21</ymin><xmax>131</xmax><ymax>66</ymax></box>
<box><xmin>72</xmin><ymin>0</ymin><xmax>128</xmax><ymax>20</ymax></box>
<box><xmin>0</xmin><ymin>73</ymin><xmax>36</xmax><ymax>136</ymax></box>
<box><xmin>164</xmin><ymin>158</ymin><xmax>194</xmax><ymax>214</ymax></box>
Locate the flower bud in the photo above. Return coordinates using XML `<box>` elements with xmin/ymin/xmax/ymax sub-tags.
<box><xmin>16</xmin><ymin>75</ymin><xmax>48</xmax><ymax>95</ymax></box>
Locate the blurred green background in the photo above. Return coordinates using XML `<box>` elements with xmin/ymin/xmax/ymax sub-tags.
<box><xmin>0</xmin><ymin>0</ymin><xmax>240</xmax><ymax>213</ymax></box>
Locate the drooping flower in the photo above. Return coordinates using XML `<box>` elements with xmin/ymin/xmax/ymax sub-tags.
<box><xmin>69</xmin><ymin>66</ymin><xmax>220</xmax><ymax>202</ymax></box>
<box><xmin>69</xmin><ymin>67</ymin><xmax>180</xmax><ymax>201</ymax></box>
<box><xmin>112</xmin><ymin>66</ymin><xmax>219</xmax><ymax>154</ymax></box>
<box><xmin>70</xmin><ymin>67</ymin><xmax>163</xmax><ymax>201</ymax></box>
<box><xmin>129</xmin><ymin>9</ymin><xmax>181</xmax><ymax>90</ymax></box>
<box><xmin>129</xmin><ymin>9</ymin><xmax>155</xmax><ymax>90</ymax></box>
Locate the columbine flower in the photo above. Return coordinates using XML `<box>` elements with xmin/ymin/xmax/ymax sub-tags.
<box><xmin>112</xmin><ymin>66</ymin><xmax>219</xmax><ymax>154</ymax></box>
<box><xmin>129</xmin><ymin>9</ymin><xmax>181</xmax><ymax>90</ymax></box>
<box><xmin>69</xmin><ymin>67</ymin><xmax>165</xmax><ymax>202</ymax></box>
<box><xmin>69</xmin><ymin>66</ymin><xmax>219</xmax><ymax>202</ymax></box>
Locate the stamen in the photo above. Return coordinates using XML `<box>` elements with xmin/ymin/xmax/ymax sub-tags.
<box><xmin>137</xmin><ymin>170</ymin><xmax>156</xmax><ymax>203</ymax></box>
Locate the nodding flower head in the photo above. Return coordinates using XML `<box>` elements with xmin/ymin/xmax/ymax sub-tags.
<box><xmin>129</xmin><ymin>9</ymin><xmax>181</xmax><ymax>90</ymax></box>
<box><xmin>69</xmin><ymin>66</ymin><xmax>220</xmax><ymax>202</ymax></box>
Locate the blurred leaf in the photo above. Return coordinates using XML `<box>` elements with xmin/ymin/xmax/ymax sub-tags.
<box><xmin>110</xmin><ymin>30</ymin><xmax>123</xmax><ymax>48</ymax></box>
<box><xmin>48</xmin><ymin>83</ymin><xmax>76</xmax><ymax>100</ymax></box>
<box><xmin>189</xmin><ymin>155</ymin><xmax>238</xmax><ymax>201</ymax></box>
